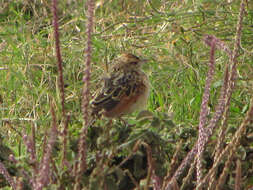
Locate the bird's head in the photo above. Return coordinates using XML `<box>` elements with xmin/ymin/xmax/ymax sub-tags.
<box><xmin>114</xmin><ymin>53</ymin><xmax>147</xmax><ymax>70</ymax></box>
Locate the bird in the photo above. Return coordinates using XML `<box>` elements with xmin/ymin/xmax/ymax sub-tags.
<box><xmin>91</xmin><ymin>53</ymin><xmax>150</xmax><ymax>118</ymax></box>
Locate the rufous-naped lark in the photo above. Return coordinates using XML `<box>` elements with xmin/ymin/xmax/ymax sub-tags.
<box><xmin>91</xmin><ymin>53</ymin><xmax>150</xmax><ymax>118</ymax></box>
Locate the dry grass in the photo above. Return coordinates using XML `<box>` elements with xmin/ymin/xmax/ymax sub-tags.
<box><xmin>0</xmin><ymin>0</ymin><xmax>252</xmax><ymax>189</ymax></box>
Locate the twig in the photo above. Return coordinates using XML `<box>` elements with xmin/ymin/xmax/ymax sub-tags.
<box><xmin>207</xmin><ymin>69</ymin><xmax>229</xmax><ymax>190</ymax></box>
<box><xmin>124</xmin><ymin>169</ymin><xmax>140</xmax><ymax>189</ymax></box>
<box><xmin>52</xmin><ymin>0</ymin><xmax>68</xmax><ymax>167</ymax></box>
<box><xmin>196</xmin><ymin>97</ymin><xmax>253</xmax><ymax>189</ymax></box>
<box><xmin>165</xmin><ymin>141</ymin><xmax>182</xmax><ymax>180</ymax></box>
<box><xmin>34</xmin><ymin>104</ymin><xmax>58</xmax><ymax>190</ymax></box>
<box><xmin>209</xmin><ymin>0</ymin><xmax>246</xmax><ymax>188</ymax></box>
<box><xmin>203</xmin><ymin>35</ymin><xmax>232</xmax><ymax>59</ymax></box>
<box><xmin>168</xmin><ymin>0</ymin><xmax>246</xmax><ymax>183</ymax></box>
<box><xmin>180</xmin><ymin>157</ymin><xmax>197</xmax><ymax>190</ymax></box>
<box><xmin>118</xmin><ymin>140</ymin><xmax>141</xmax><ymax>168</ymax></box>
<box><xmin>234</xmin><ymin>159</ymin><xmax>242</xmax><ymax>190</ymax></box>
<box><xmin>215</xmin><ymin>146</ymin><xmax>235</xmax><ymax>189</ymax></box>
<box><xmin>142</xmin><ymin>142</ymin><xmax>154</xmax><ymax>190</ymax></box>
<box><xmin>168</xmin><ymin>36</ymin><xmax>228</xmax><ymax>184</ymax></box>
<box><xmin>74</xmin><ymin>0</ymin><xmax>95</xmax><ymax>189</ymax></box>
<box><xmin>23</xmin><ymin>125</ymin><xmax>37</xmax><ymax>182</ymax></box>
<box><xmin>153</xmin><ymin>174</ymin><xmax>162</xmax><ymax>190</ymax></box>
<box><xmin>196</xmin><ymin>36</ymin><xmax>216</xmax><ymax>188</ymax></box>
<box><xmin>0</xmin><ymin>161</ymin><xmax>16</xmax><ymax>189</ymax></box>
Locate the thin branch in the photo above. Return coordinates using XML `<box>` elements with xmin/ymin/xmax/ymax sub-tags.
<box><xmin>215</xmin><ymin>147</ymin><xmax>235</xmax><ymax>189</ymax></box>
<box><xmin>142</xmin><ymin>142</ymin><xmax>154</xmax><ymax>190</ymax></box>
<box><xmin>124</xmin><ymin>169</ymin><xmax>140</xmax><ymax>189</ymax></box>
<box><xmin>180</xmin><ymin>158</ymin><xmax>197</xmax><ymax>190</ymax></box>
<box><xmin>165</xmin><ymin>141</ymin><xmax>182</xmax><ymax>180</ymax></box>
<box><xmin>196</xmin><ymin>36</ymin><xmax>216</xmax><ymax>188</ymax></box>
<box><xmin>52</xmin><ymin>0</ymin><xmax>68</xmax><ymax>167</ymax></box>
<box><xmin>209</xmin><ymin>1</ymin><xmax>246</xmax><ymax>188</ymax></box>
<box><xmin>74</xmin><ymin>0</ymin><xmax>95</xmax><ymax>189</ymax></box>
<box><xmin>22</xmin><ymin>125</ymin><xmax>38</xmax><ymax>184</ymax></box>
<box><xmin>52</xmin><ymin>0</ymin><xmax>65</xmax><ymax>116</ymax></box>
<box><xmin>168</xmin><ymin>0</ymin><xmax>246</xmax><ymax>183</ymax></box>
<box><xmin>169</xmin><ymin>36</ymin><xmax>228</xmax><ymax>183</ymax></box>
<box><xmin>203</xmin><ymin>35</ymin><xmax>232</xmax><ymax>59</ymax></box>
<box><xmin>196</xmin><ymin>96</ymin><xmax>253</xmax><ymax>189</ymax></box>
<box><xmin>34</xmin><ymin>104</ymin><xmax>58</xmax><ymax>190</ymax></box>
<box><xmin>0</xmin><ymin>161</ymin><xmax>16</xmax><ymax>189</ymax></box>
<box><xmin>207</xmin><ymin>65</ymin><xmax>229</xmax><ymax>190</ymax></box>
<box><xmin>234</xmin><ymin>159</ymin><xmax>242</xmax><ymax>190</ymax></box>
<box><xmin>152</xmin><ymin>174</ymin><xmax>162</xmax><ymax>190</ymax></box>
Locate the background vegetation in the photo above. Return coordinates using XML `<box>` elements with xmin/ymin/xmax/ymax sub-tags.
<box><xmin>0</xmin><ymin>0</ymin><xmax>252</xmax><ymax>189</ymax></box>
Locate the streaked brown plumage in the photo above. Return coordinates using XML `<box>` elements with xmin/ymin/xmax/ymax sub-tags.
<box><xmin>91</xmin><ymin>53</ymin><xmax>150</xmax><ymax>118</ymax></box>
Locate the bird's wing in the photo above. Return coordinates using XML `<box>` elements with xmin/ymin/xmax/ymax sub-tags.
<box><xmin>91</xmin><ymin>71</ymin><xmax>140</xmax><ymax>116</ymax></box>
